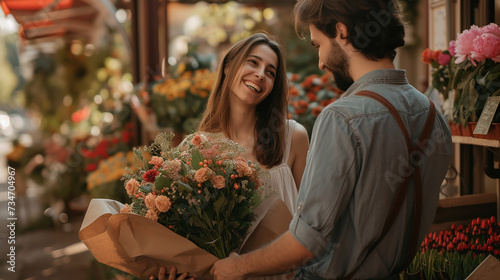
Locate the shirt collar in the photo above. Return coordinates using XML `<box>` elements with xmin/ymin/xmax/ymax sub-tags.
<box><xmin>341</xmin><ymin>69</ymin><xmax>408</xmax><ymax>98</ymax></box>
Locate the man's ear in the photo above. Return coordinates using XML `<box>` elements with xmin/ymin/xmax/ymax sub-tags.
<box><xmin>335</xmin><ymin>22</ymin><xmax>348</xmax><ymax>39</ymax></box>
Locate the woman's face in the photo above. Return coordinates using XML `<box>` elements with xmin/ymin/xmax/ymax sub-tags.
<box><xmin>229</xmin><ymin>44</ymin><xmax>278</xmax><ymax>108</ymax></box>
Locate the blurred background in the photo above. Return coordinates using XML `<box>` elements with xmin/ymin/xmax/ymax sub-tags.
<box><xmin>0</xmin><ymin>0</ymin><xmax>499</xmax><ymax>279</ymax></box>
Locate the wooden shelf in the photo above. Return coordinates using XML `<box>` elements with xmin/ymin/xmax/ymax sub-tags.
<box><xmin>451</xmin><ymin>136</ymin><xmax>500</xmax><ymax>148</ymax></box>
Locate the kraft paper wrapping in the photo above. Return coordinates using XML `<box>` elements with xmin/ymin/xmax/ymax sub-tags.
<box><xmin>79</xmin><ymin>198</ymin><xmax>292</xmax><ymax>280</ymax></box>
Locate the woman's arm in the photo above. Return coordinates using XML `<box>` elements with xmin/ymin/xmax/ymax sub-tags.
<box><xmin>288</xmin><ymin>123</ymin><xmax>309</xmax><ymax>190</ymax></box>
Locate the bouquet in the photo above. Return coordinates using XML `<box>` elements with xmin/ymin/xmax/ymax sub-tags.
<box><xmin>121</xmin><ymin>132</ymin><xmax>265</xmax><ymax>259</ymax></box>
<box><xmin>421</xmin><ymin>47</ymin><xmax>455</xmax><ymax>99</ymax></box>
<box><xmin>451</xmin><ymin>23</ymin><xmax>500</xmax><ymax>124</ymax></box>
<box><xmin>79</xmin><ymin>132</ymin><xmax>291</xmax><ymax>279</ymax></box>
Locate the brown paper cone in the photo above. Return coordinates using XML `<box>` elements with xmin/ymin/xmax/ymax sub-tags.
<box><xmin>79</xmin><ymin>198</ymin><xmax>292</xmax><ymax>279</ymax></box>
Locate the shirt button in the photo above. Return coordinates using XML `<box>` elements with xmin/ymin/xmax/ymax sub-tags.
<box><xmin>298</xmin><ymin>204</ymin><xmax>302</xmax><ymax>210</ymax></box>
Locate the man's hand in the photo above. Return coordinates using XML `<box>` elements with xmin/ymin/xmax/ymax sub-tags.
<box><xmin>210</xmin><ymin>253</ymin><xmax>245</xmax><ymax>280</ymax></box>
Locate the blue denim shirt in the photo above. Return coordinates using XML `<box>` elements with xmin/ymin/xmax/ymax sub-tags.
<box><xmin>289</xmin><ymin>69</ymin><xmax>453</xmax><ymax>279</ymax></box>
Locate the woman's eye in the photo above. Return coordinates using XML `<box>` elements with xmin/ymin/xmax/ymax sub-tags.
<box><xmin>267</xmin><ymin>71</ymin><xmax>276</xmax><ymax>78</ymax></box>
<box><xmin>248</xmin><ymin>59</ymin><xmax>257</xmax><ymax>65</ymax></box>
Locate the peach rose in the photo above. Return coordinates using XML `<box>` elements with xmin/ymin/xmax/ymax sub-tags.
<box><xmin>211</xmin><ymin>175</ymin><xmax>226</xmax><ymax>189</ymax></box>
<box><xmin>120</xmin><ymin>203</ymin><xmax>131</xmax><ymax>213</ymax></box>
<box><xmin>235</xmin><ymin>157</ymin><xmax>253</xmax><ymax>176</ymax></box>
<box><xmin>155</xmin><ymin>195</ymin><xmax>172</xmax><ymax>212</ymax></box>
<box><xmin>125</xmin><ymin>178</ymin><xmax>140</xmax><ymax>196</ymax></box>
<box><xmin>145</xmin><ymin>209</ymin><xmax>158</xmax><ymax>221</ymax></box>
<box><xmin>191</xmin><ymin>134</ymin><xmax>203</xmax><ymax>147</ymax></box>
<box><xmin>145</xmin><ymin>193</ymin><xmax>157</xmax><ymax>210</ymax></box>
<box><xmin>149</xmin><ymin>156</ymin><xmax>164</xmax><ymax>168</ymax></box>
<box><xmin>194</xmin><ymin>167</ymin><xmax>212</xmax><ymax>183</ymax></box>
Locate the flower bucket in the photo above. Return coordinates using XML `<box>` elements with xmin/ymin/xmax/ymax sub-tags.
<box><xmin>448</xmin><ymin>122</ymin><xmax>461</xmax><ymax>136</ymax></box>
<box><xmin>470</xmin><ymin>122</ymin><xmax>500</xmax><ymax>140</ymax></box>
<box><xmin>460</xmin><ymin>124</ymin><xmax>473</xmax><ymax>137</ymax></box>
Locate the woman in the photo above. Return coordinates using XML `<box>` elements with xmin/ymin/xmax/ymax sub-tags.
<box><xmin>155</xmin><ymin>33</ymin><xmax>309</xmax><ymax>280</ymax></box>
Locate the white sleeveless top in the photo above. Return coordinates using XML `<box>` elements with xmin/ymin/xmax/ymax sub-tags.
<box><xmin>262</xmin><ymin>119</ymin><xmax>299</xmax><ymax>214</ymax></box>
<box><xmin>243</xmin><ymin>120</ymin><xmax>300</xmax><ymax>280</ymax></box>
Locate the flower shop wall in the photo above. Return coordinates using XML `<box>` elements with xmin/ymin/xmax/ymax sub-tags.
<box><xmin>425</xmin><ymin>0</ymin><xmax>500</xmax><ymax>222</ymax></box>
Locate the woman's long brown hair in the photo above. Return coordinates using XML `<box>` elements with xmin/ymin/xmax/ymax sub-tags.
<box><xmin>199</xmin><ymin>33</ymin><xmax>288</xmax><ymax>168</ymax></box>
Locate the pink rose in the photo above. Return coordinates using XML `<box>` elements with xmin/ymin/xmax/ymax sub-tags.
<box><xmin>120</xmin><ymin>203</ymin><xmax>131</xmax><ymax>213</ymax></box>
<box><xmin>449</xmin><ymin>40</ymin><xmax>456</xmax><ymax>57</ymax></box>
<box><xmin>455</xmin><ymin>25</ymin><xmax>482</xmax><ymax>63</ymax></box>
<box><xmin>155</xmin><ymin>195</ymin><xmax>172</xmax><ymax>212</ymax></box>
<box><xmin>125</xmin><ymin>178</ymin><xmax>140</xmax><ymax>196</ymax></box>
<box><xmin>471</xmin><ymin>33</ymin><xmax>500</xmax><ymax>63</ymax></box>
<box><xmin>438</xmin><ymin>52</ymin><xmax>452</xmax><ymax>65</ymax></box>
<box><xmin>194</xmin><ymin>167</ymin><xmax>212</xmax><ymax>183</ymax></box>
<box><xmin>211</xmin><ymin>175</ymin><xmax>226</xmax><ymax>189</ymax></box>
<box><xmin>145</xmin><ymin>193</ymin><xmax>157</xmax><ymax>210</ymax></box>
<box><xmin>145</xmin><ymin>209</ymin><xmax>158</xmax><ymax>221</ymax></box>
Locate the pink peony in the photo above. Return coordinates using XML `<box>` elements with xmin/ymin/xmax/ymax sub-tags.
<box><xmin>455</xmin><ymin>25</ymin><xmax>482</xmax><ymax>64</ymax></box>
<box><xmin>149</xmin><ymin>156</ymin><xmax>164</xmax><ymax>168</ymax></box>
<box><xmin>438</xmin><ymin>52</ymin><xmax>452</xmax><ymax>65</ymax></box>
<box><xmin>480</xmin><ymin>23</ymin><xmax>500</xmax><ymax>36</ymax></box>
<box><xmin>120</xmin><ymin>203</ymin><xmax>131</xmax><ymax>213</ymax></box>
<box><xmin>145</xmin><ymin>209</ymin><xmax>158</xmax><ymax>221</ymax></box>
<box><xmin>145</xmin><ymin>193</ymin><xmax>157</xmax><ymax>210</ymax></box>
<box><xmin>449</xmin><ymin>40</ymin><xmax>456</xmax><ymax>57</ymax></box>
<box><xmin>194</xmin><ymin>167</ymin><xmax>212</xmax><ymax>183</ymax></box>
<box><xmin>471</xmin><ymin>33</ymin><xmax>500</xmax><ymax>63</ymax></box>
<box><xmin>155</xmin><ymin>195</ymin><xmax>172</xmax><ymax>212</ymax></box>
<box><xmin>211</xmin><ymin>175</ymin><xmax>226</xmax><ymax>189</ymax></box>
<box><xmin>125</xmin><ymin>178</ymin><xmax>140</xmax><ymax>196</ymax></box>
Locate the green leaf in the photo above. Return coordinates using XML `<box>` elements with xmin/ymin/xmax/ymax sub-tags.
<box><xmin>191</xmin><ymin>149</ymin><xmax>204</xmax><ymax>170</ymax></box>
<box><xmin>154</xmin><ymin>175</ymin><xmax>172</xmax><ymax>191</ymax></box>
<box><xmin>176</xmin><ymin>180</ymin><xmax>193</xmax><ymax>192</ymax></box>
<box><xmin>139</xmin><ymin>184</ymin><xmax>153</xmax><ymax>193</ymax></box>
<box><xmin>213</xmin><ymin>196</ymin><xmax>227</xmax><ymax>216</ymax></box>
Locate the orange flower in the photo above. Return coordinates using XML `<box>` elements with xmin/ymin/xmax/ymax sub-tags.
<box><xmin>290</xmin><ymin>73</ymin><xmax>300</xmax><ymax>82</ymax></box>
<box><xmin>192</xmin><ymin>134</ymin><xmax>203</xmax><ymax>147</ymax></box>
<box><xmin>120</xmin><ymin>203</ymin><xmax>131</xmax><ymax>213</ymax></box>
<box><xmin>289</xmin><ymin>86</ymin><xmax>300</xmax><ymax>97</ymax></box>
<box><xmin>211</xmin><ymin>175</ymin><xmax>226</xmax><ymax>189</ymax></box>
<box><xmin>145</xmin><ymin>193</ymin><xmax>157</xmax><ymax>210</ymax></box>
<box><xmin>421</xmin><ymin>48</ymin><xmax>435</xmax><ymax>64</ymax></box>
<box><xmin>125</xmin><ymin>178</ymin><xmax>140</xmax><ymax>196</ymax></box>
<box><xmin>307</xmin><ymin>92</ymin><xmax>317</xmax><ymax>102</ymax></box>
<box><xmin>194</xmin><ymin>167</ymin><xmax>212</xmax><ymax>183</ymax></box>
<box><xmin>145</xmin><ymin>209</ymin><xmax>158</xmax><ymax>221</ymax></box>
<box><xmin>155</xmin><ymin>195</ymin><xmax>172</xmax><ymax>212</ymax></box>
<box><xmin>312</xmin><ymin>107</ymin><xmax>323</xmax><ymax>117</ymax></box>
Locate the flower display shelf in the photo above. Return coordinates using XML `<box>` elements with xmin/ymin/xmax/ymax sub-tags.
<box><xmin>451</xmin><ymin>136</ymin><xmax>500</xmax><ymax>148</ymax></box>
<box><xmin>451</xmin><ymin>136</ymin><xmax>500</xmax><ymax>221</ymax></box>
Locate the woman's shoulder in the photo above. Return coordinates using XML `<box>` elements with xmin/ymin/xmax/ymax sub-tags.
<box><xmin>286</xmin><ymin>119</ymin><xmax>309</xmax><ymax>144</ymax></box>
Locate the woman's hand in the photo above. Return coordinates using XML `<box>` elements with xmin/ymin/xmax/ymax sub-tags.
<box><xmin>150</xmin><ymin>266</ymin><xmax>194</xmax><ymax>280</ymax></box>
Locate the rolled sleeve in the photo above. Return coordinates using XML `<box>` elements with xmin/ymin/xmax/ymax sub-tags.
<box><xmin>289</xmin><ymin>106</ymin><xmax>358</xmax><ymax>257</ymax></box>
<box><xmin>290</xmin><ymin>208</ymin><xmax>329</xmax><ymax>256</ymax></box>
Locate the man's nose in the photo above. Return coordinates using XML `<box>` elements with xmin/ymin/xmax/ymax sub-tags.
<box><xmin>318</xmin><ymin>60</ymin><xmax>326</xmax><ymax>71</ymax></box>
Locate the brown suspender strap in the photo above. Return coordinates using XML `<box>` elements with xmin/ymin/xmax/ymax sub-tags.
<box><xmin>343</xmin><ymin>91</ymin><xmax>436</xmax><ymax>280</ymax></box>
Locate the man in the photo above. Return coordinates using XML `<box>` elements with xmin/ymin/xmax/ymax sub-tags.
<box><xmin>211</xmin><ymin>0</ymin><xmax>453</xmax><ymax>279</ymax></box>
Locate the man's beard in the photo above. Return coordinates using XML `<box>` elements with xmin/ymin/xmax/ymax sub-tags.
<box><xmin>331</xmin><ymin>71</ymin><xmax>354</xmax><ymax>92</ymax></box>
<box><xmin>325</xmin><ymin>40</ymin><xmax>354</xmax><ymax>92</ymax></box>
